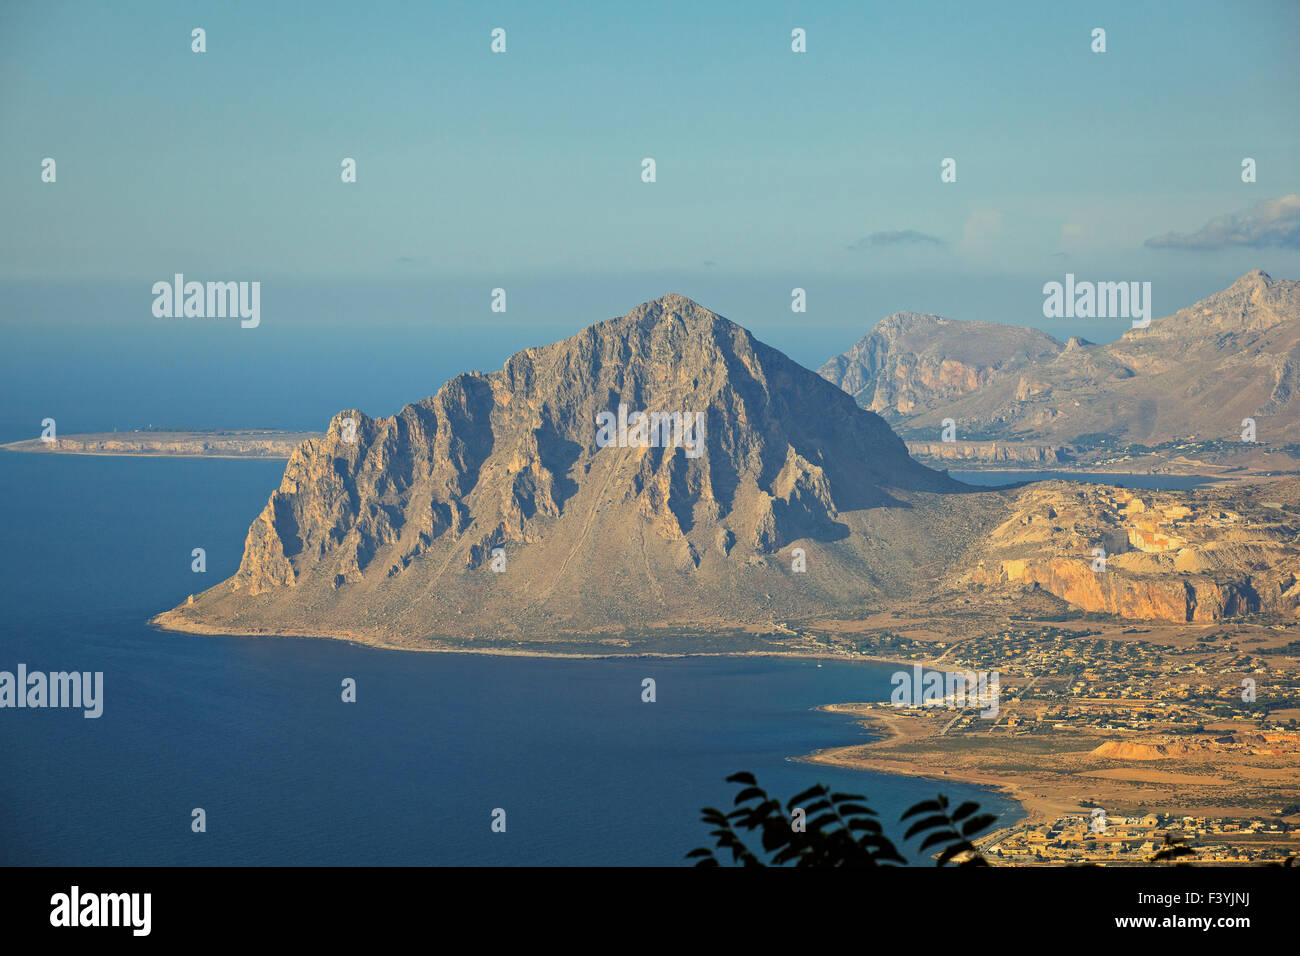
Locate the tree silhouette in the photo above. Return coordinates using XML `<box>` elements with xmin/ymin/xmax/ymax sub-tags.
<box><xmin>687</xmin><ymin>772</ymin><xmax>995</xmax><ymax>867</ymax></box>
<box><xmin>1151</xmin><ymin>831</ymin><xmax>1197</xmax><ymax>863</ymax></box>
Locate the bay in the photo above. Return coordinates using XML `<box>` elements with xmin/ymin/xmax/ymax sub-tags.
<box><xmin>0</xmin><ymin>451</ymin><xmax>1021</xmax><ymax>865</ymax></box>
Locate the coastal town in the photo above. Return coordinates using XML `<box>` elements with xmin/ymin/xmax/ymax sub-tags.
<box><xmin>985</xmin><ymin>812</ymin><xmax>1296</xmax><ymax>865</ymax></box>
<box><xmin>794</xmin><ymin>580</ymin><xmax>1300</xmax><ymax>864</ymax></box>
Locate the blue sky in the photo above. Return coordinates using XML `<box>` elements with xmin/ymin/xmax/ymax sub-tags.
<box><xmin>2</xmin><ymin>0</ymin><xmax>1298</xmax><ymax>327</ymax></box>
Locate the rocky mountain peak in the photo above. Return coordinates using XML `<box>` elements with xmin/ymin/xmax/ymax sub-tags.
<box><xmin>1132</xmin><ymin>268</ymin><xmax>1296</xmax><ymax>341</ymax></box>
<box><xmin>1229</xmin><ymin>268</ymin><xmax>1272</xmax><ymax>291</ymax></box>
<box><xmin>166</xmin><ymin>295</ymin><xmax>963</xmax><ymax>641</ymax></box>
<box><xmin>621</xmin><ymin>292</ymin><xmax>726</xmax><ymax>326</ymax></box>
<box><xmin>818</xmin><ymin>310</ymin><xmax>1063</xmax><ymax>421</ymax></box>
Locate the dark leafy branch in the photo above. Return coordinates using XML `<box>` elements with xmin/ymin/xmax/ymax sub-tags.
<box><xmin>687</xmin><ymin>772</ymin><xmax>994</xmax><ymax>867</ymax></box>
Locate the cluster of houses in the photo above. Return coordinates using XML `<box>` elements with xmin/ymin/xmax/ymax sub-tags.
<box><xmin>987</xmin><ymin>813</ymin><xmax>1294</xmax><ymax>864</ymax></box>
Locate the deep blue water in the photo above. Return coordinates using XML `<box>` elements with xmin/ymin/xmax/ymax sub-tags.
<box><xmin>0</xmin><ymin>450</ymin><xmax>1023</xmax><ymax>866</ymax></box>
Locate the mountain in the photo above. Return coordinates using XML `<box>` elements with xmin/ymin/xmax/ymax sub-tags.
<box><xmin>818</xmin><ymin>312</ymin><xmax>1062</xmax><ymax>419</ymax></box>
<box><xmin>157</xmin><ymin>295</ymin><xmax>1007</xmax><ymax>647</ymax></box>
<box><xmin>819</xmin><ymin>271</ymin><xmax>1300</xmax><ymax>450</ymax></box>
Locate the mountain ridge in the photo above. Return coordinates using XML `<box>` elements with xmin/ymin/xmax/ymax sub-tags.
<box><xmin>818</xmin><ymin>270</ymin><xmax>1300</xmax><ymax>449</ymax></box>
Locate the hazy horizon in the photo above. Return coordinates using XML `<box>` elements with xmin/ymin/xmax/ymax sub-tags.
<box><xmin>0</xmin><ymin>266</ymin><xmax>1281</xmax><ymax>442</ymax></box>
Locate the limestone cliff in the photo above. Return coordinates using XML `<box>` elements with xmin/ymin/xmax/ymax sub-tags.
<box><xmin>905</xmin><ymin>440</ymin><xmax>1074</xmax><ymax>465</ymax></box>
<box><xmin>966</xmin><ymin>482</ymin><xmax>1300</xmax><ymax>622</ymax></box>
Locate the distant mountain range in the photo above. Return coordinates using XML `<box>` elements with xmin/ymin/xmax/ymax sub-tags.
<box><xmin>819</xmin><ymin>270</ymin><xmax>1300</xmax><ymax>452</ymax></box>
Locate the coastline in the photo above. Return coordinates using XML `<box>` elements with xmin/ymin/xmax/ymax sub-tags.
<box><xmin>151</xmin><ymin>606</ymin><xmax>1026</xmax><ymax>831</ymax></box>
<box><xmin>796</xmin><ymin>705</ymin><xmax>1044</xmax><ymax>847</ymax></box>
<box><xmin>3</xmin><ymin>449</ymin><xmax>295</xmax><ymax>461</ymax></box>
<box><xmin>0</xmin><ymin>430</ymin><xmax>313</xmax><ymax>460</ymax></box>
<box><xmin>148</xmin><ymin>607</ymin><xmax>948</xmax><ymax>667</ymax></box>
<box><xmin>9</xmin><ymin>432</ymin><xmax>1296</xmax><ymax>482</ymax></box>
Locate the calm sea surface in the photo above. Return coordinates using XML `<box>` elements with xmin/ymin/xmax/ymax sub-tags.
<box><xmin>0</xmin><ymin>450</ymin><xmax>1026</xmax><ymax>866</ymax></box>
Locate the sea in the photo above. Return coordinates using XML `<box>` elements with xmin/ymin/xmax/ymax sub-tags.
<box><xmin>0</xmin><ymin>448</ymin><xmax>1034</xmax><ymax>865</ymax></box>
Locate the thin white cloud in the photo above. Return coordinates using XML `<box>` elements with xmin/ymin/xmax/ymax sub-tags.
<box><xmin>960</xmin><ymin>209</ymin><xmax>1003</xmax><ymax>253</ymax></box>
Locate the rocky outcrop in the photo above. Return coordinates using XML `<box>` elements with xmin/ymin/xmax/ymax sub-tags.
<box><xmin>965</xmin><ymin>481</ymin><xmax>1300</xmax><ymax>622</ymax></box>
<box><xmin>906</xmin><ymin>440</ymin><xmax>1074</xmax><ymax>464</ymax></box>
<box><xmin>1092</xmin><ymin>733</ymin><xmax>1300</xmax><ymax>760</ymax></box>
<box><xmin>981</xmin><ymin>555</ymin><xmax>1260</xmax><ymax>622</ymax></box>
<box><xmin>1091</xmin><ymin>741</ymin><xmax>1196</xmax><ymax>760</ymax></box>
